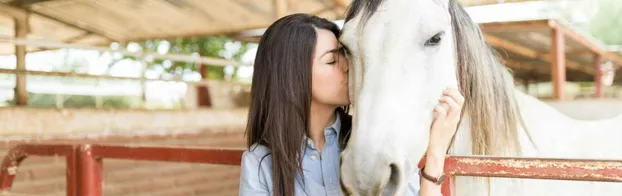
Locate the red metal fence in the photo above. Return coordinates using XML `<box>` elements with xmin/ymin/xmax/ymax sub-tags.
<box><xmin>1</xmin><ymin>144</ymin><xmax>622</xmax><ymax>196</ymax></box>
<box><xmin>0</xmin><ymin>144</ymin><xmax>80</xmax><ymax>196</ymax></box>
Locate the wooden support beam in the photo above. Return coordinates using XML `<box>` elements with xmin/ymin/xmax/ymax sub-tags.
<box><xmin>594</xmin><ymin>54</ymin><xmax>603</xmax><ymax>98</ymax></box>
<box><xmin>567</xmin><ymin>49</ymin><xmax>595</xmax><ymax>55</ymax></box>
<box><xmin>197</xmin><ymin>63</ymin><xmax>213</xmax><ymax>108</ymax></box>
<box><xmin>481</xmin><ymin>19</ymin><xmax>550</xmax><ymax>32</ymax></box>
<box><xmin>0</xmin><ymin>36</ymin><xmax>248</xmax><ymax>67</ymax></box>
<box><xmin>484</xmin><ymin>34</ymin><xmax>594</xmax><ymax>74</ymax></box>
<box><xmin>502</xmin><ymin>59</ymin><xmax>548</xmax><ymax>75</ymax></box>
<box><xmin>231</xmin><ymin>0</ymin><xmax>270</xmax><ymax>16</ymax></box>
<box><xmin>0</xmin><ymin>2</ymin><xmax>30</xmax><ymax>20</ymax></box>
<box><xmin>0</xmin><ymin>3</ymin><xmax>116</xmax><ymax>42</ymax></box>
<box><xmin>274</xmin><ymin>0</ymin><xmax>287</xmax><ymax>19</ymax></box>
<box><xmin>0</xmin><ymin>68</ymin><xmax>253</xmax><ymax>88</ymax></box>
<box><xmin>551</xmin><ymin>26</ymin><xmax>566</xmax><ymax>101</ymax></box>
<box><xmin>0</xmin><ymin>68</ymin><xmax>183</xmax><ymax>82</ymax></box>
<box><xmin>8</xmin><ymin>0</ymin><xmax>56</xmax><ymax>7</ymax></box>
<box><xmin>13</xmin><ymin>14</ymin><xmax>29</xmax><ymax>106</ymax></box>
<box><xmin>548</xmin><ymin>20</ymin><xmax>622</xmax><ymax>68</ymax></box>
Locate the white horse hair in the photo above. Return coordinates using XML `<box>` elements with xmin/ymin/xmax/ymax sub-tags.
<box><xmin>338</xmin><ymin>0</ymin><xmax>622</xmax><ymax>195</ymax></box>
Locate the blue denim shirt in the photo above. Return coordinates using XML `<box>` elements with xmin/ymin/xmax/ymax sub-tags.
<box><xmin>239</xmin><ymin>114</ymin><xmax>421</xmax><ymax>196</ymax></box>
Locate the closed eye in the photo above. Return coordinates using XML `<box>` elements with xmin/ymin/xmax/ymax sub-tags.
<box><xmin>424</xmin><ymin>32</ymin><xmax>445</xmax><ymax>47</ymax></box>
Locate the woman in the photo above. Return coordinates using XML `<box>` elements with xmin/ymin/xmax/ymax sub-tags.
<box><xmin>239</xmin><ymin>13</ymin><xmax>463</xmax><ymax>196</ymax></box>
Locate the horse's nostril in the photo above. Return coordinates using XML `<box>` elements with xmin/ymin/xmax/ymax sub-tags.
<box><xmin>383</xmin><ymin>163</ymin><xmax>402</xmax><ymax>196</ymax></box>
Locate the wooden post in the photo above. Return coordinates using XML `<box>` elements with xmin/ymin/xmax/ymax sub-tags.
<box><xmin>551</xmin><ymin>27</ymin><xmax>566</xmax><ymax>101</ymax></box>
<box><xmin>274</xmin><ymin>0</ymin><xmax>287</xmax><ymax>19</ymax></box>
<box><xmin>13</xmin><ymin>16</ymin><xmax>28</xmax><ymax>106</ymax></box>
<box><xmin>523</xmin><ymin>77</ymin><xmax>530</xmax><ymax>95</ymax></box>
<box><xmin>594</xmin><ymin>54</ymin><xmax>603</xmax><ymax>98</ymax></box>
<box><xmin>197</xmin><ymin>57</ymin><xmax>213</xmax><ymax>108</ymax></box>
<box><xmin>140</xmin><ymin>49</ymin><xmax>148</xmax><ymax>108</ymax></box>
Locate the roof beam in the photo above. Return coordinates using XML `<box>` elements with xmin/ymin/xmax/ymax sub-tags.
<box><xmin>0</xmin><ymin>3</ymin><xmax>117</xmax><ymax>42</ymax></box>
<box><xmin>8</xmin><ymin>0</ymin><xmax>56</xmax><ymax>7</ymax></box>
<box><xmin>484</xmin><ymin>34</ymin><xmax>595</xmax><ymax>75</ymax></box>
<box><xmin>482</xmin><ymin>19</ymin><xmax>622</xmax><ymax>68</ymax></box>
<box><xmin>548</xmin><ymin>20</ymin><xmax>622</xmax><ymax>67</ymax></box>
<box><xmin>503</xmin><ymin>59</ymin><xmax>549</xmax><ymax>75</ymax></box>
<box><xmin>230</xmin><ymin>0</ymin><xmax>269</xmax><ymax>16</ymax></box>
<box><xmin>481</xmin><ymin>19</ymin><xmax>550</xmax><ymax>32</ymax></box>
<box><xmin>0</xmin><ymin>3</ymin><xmax>29</xmax><ymax>20</ymax></box>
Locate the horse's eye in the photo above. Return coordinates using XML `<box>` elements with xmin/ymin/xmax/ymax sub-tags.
<box><xmin>425</xmin><ymin>32</ymin><xmax>444</xmax><ymax>46</ymax></box>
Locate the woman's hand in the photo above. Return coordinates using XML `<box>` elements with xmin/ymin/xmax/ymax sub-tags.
<box><xmin>423</xmin><ymin>88</ymin><xmax>465</xmax><ymax>174</ymax></box>
<box><xmin>419</xmin><ymin>88</ymin><xmax>465</xmax><ymax>196</ymax></box>
<box><xmin>428</xmin><ymin>88</ymin><xmax>465</xmax><ymax>156</ymax></box>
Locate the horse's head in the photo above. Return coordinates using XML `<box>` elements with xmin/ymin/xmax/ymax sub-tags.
<box><xmin>338</xmin><ymin>0</ymin><xmax>456</xmax><ymax>195</ymax></box>
<box><xmin>339</xmin><ymin>0</ymin><xmax>523</xmax><ymax>195</ymax></box>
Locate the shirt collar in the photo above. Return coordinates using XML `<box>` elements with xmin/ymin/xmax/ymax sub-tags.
<box><xmin>327</xmin><ymin>111</ymin><xmax>342</xmax><ymax>136</ymax></box>
<box><xmin>302</xmin><ymin>110</ymin><xmax>342</xmax><ymax>150</ymax></box>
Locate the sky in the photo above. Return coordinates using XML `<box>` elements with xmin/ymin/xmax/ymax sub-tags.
<box><xmin>0</xmin><ymin>0</ymin><xmax>599</xmax><ymax>105</ymax></box>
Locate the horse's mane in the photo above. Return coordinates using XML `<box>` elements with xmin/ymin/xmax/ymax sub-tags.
<box><xmin>344</xmin><ymin>0</ymin><xmax>382</xmax><ymax>24</ymax></box>
<box><xmin>448</xmin><ymin>0</ymin><xmax>525</xmax><ymax>155</ymax></box>
<box><xmin>345</xmin><ymin>0</ymin><xmax>526</xmax><ymax>156</ymax></box>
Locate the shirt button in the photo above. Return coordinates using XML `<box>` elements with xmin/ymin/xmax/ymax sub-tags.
<box><xmin>311</xmin><ymin>155</ymin><xmax>317</xmax><ymax>160</ymax></box>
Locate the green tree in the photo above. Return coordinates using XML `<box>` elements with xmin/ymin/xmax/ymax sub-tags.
<box><xmin>588</xmin><ymin>0</ymin><xmax>622</xmax><ymax>45</ymax></box>
<box><xmin>110</xmin><ymin>36</ymin><xmax>250</xmax><ymax>81</ymax></box>
<box><xmin>554</xmin><ymin>0</ymin><xmax>622</xmax><ymax>45</ymax></box>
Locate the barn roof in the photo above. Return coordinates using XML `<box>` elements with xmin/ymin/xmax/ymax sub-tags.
<box><xmin>481</xmin><ymin>19</ymin><xmax>622</xmax><ymax>83</ymax></box>
<box><xmin>0</xmin><ymin>0</ymin><xmax>541</xmax><ymax>55</ymax></box>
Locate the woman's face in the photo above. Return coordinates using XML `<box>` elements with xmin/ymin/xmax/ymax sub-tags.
<box><xmin>311</xmin><ymin>28</ymin><xmax>350</xmax><ymax>107</ymax></box>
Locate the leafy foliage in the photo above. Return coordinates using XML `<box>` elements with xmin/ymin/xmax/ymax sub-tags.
<box><xmin>588</xmin><ymin>0</ymin><xmax>622</xmax><ymax>45</ymax></box>
<box><xmin>111</xmin><ymin>36</ymin><xmax>250</xmax><ymax>81</ymax></box>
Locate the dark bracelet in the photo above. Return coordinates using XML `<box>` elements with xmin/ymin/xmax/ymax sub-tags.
<box><xmin>419</xmin><ymin>166</ymin><xmax>446</xmax><ymax>185</ymax></box>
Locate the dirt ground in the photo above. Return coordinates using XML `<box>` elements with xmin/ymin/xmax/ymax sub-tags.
<box><xmin>545</xmin><ymin>99</ymin><xmax>622</xmax><ymax>120</ymax></box>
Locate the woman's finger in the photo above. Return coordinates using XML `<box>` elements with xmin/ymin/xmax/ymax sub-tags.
<box><xmin>439</xmin><ymin>96</ymin><xmax>461</xmax><ymax>119</ymax></box>
<box><xmin>444</xmin><ymin>88</ymin><xmax>465</xmax><ymax>106</ymax></box>
<box><xmin>434</xmin><ymin>105</ymin><xmax>447</xmax><ymax>120</ymax></box>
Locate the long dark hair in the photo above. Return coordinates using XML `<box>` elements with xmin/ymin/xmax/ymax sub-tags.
<box><xmin>245</xmin><ymin>13</ymin><xmax>352</xmax><ymax>196</ymax></box>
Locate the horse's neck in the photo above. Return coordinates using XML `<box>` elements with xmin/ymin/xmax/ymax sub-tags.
<box><xmin>513</xmin><ymin>89</ymin><xmax>622</xmax><ymax>159</ymax></box>
<box><xmin>451</xmin><ymin>89</ymin><xmax>622</xmax><ymax>159</ymax></box>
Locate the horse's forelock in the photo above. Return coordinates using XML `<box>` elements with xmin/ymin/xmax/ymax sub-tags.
<box><xmin>449</xmin><ymin>0</ymin><xmax>524</xmax><ymax>156</ymax></box>
<box><xmin>344</xmin><ymin>0</ymin><xmax>384</xmax><ymax>25</ymax></box>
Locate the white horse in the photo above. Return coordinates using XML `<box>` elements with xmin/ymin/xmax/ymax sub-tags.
<box><xmin>337</xmin><ymin>0</ymin><xmax>622</xmax><ymax>195</ymax></box>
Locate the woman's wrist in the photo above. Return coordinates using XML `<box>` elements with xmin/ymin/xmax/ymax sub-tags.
<box><xmin>423</xmin><ymin>151</ymin><xmax>446</xmax><ymax>176</ymax></box>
